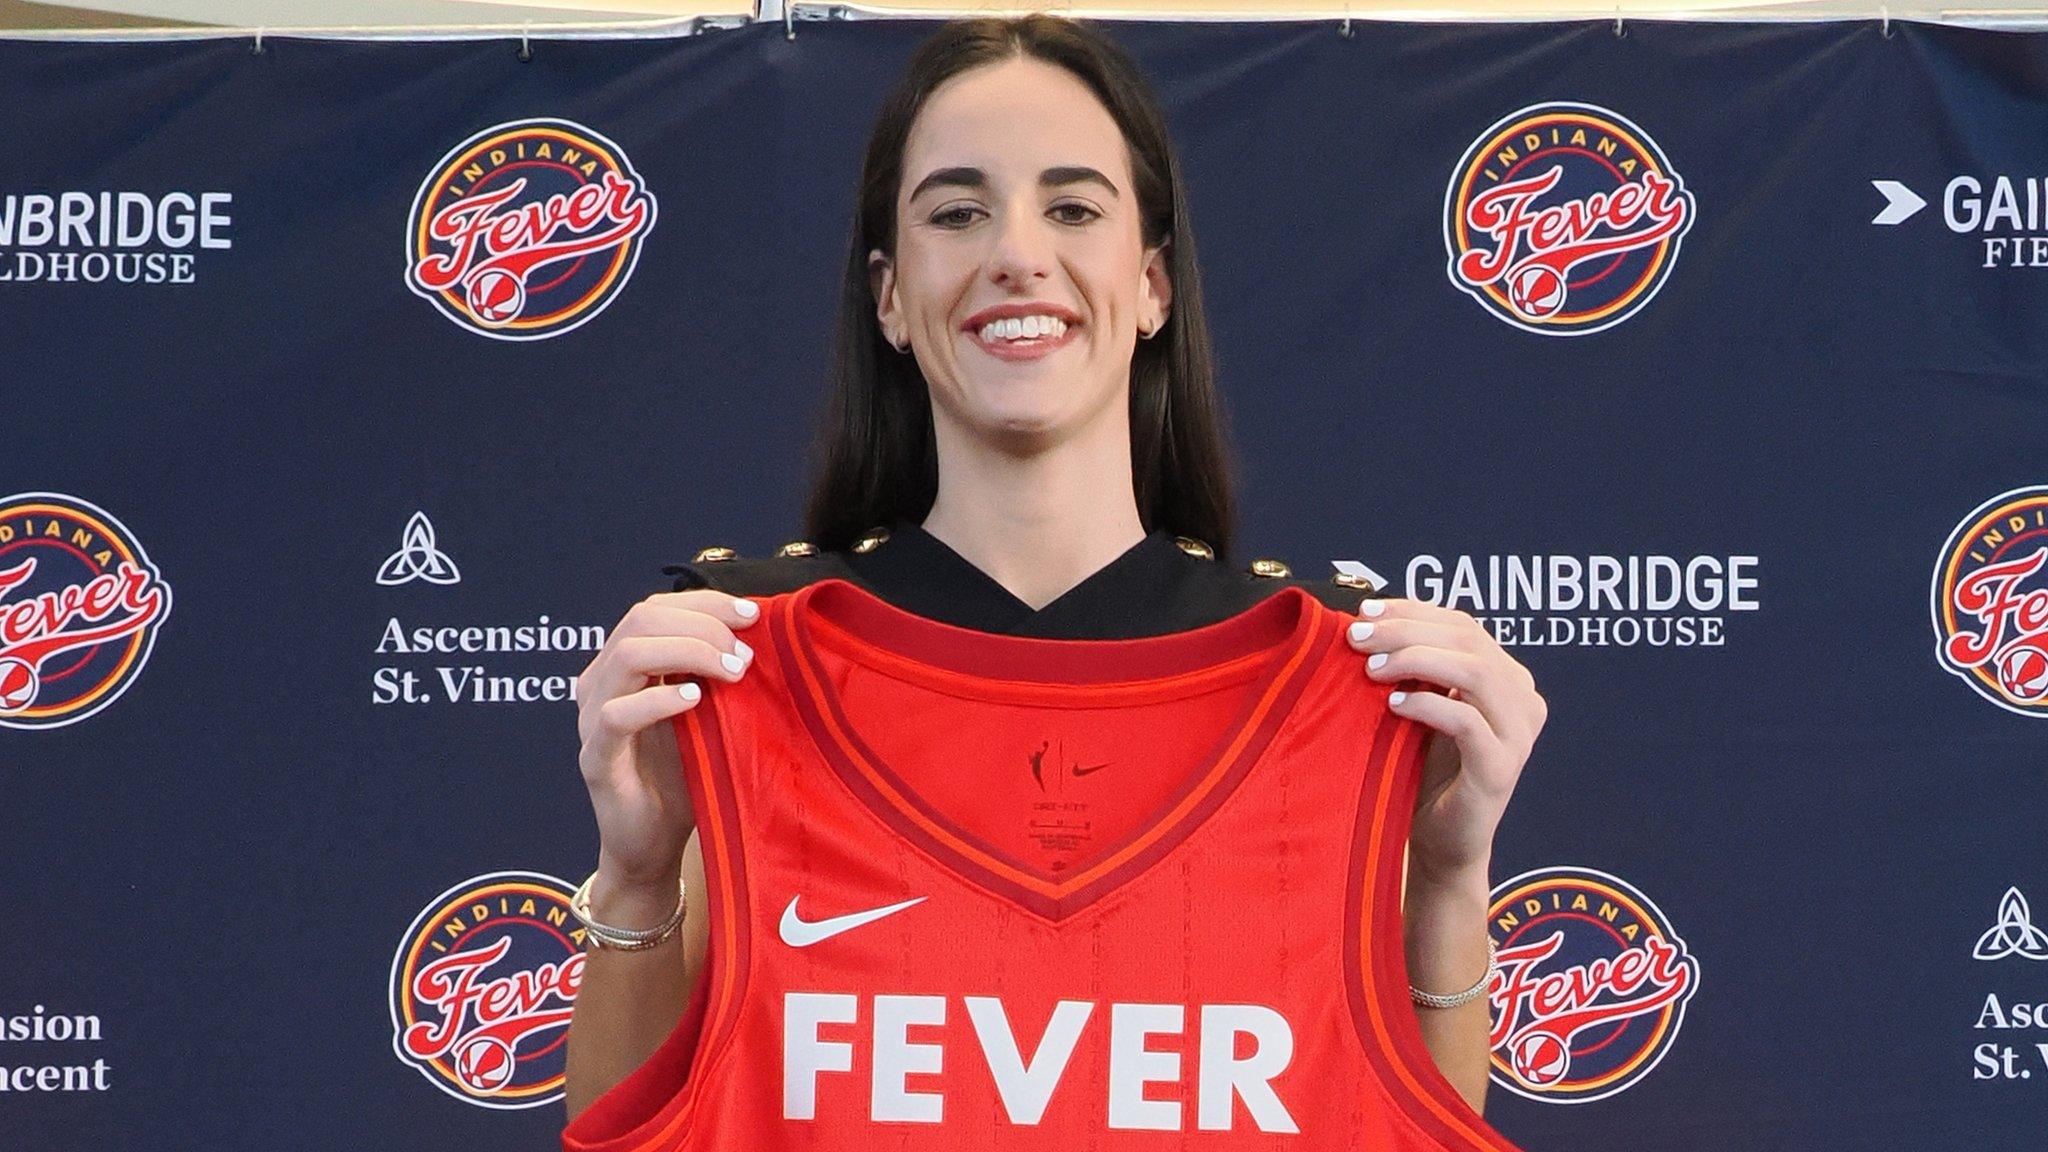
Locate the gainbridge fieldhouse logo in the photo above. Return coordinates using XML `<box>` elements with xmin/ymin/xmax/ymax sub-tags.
<box><xmin>405</xmin><ymin>118</ymin><xmax>657</xmax><ymax>340</ymax></box>
<box><xmin>1444</xmin><ymin>102</ymin><xmax>1695</xmax><ymax>336</ymax></box>
<box><xmin>1485</xmin><ymin>866</ymin><xmax>1699</xmax><ymax>1103</ymax></box>
<box><xmin>389</xmin><ymin>871</ymin><xmax>586</xmax><ymax>1108</ymax></box>
<box><xmin>0</xmin><ymin>492</ymin><xmax>172</xmax><ymax>730</ymax></box>
<box><xmin>1931</xmin><ymin>485</ymin><xmax>2048</xmax><ymax>716</ymax></box>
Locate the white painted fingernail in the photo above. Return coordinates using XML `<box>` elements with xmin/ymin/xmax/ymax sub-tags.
<box><xmin>679</xmin><ymin>681</ymin><xmax>701</xmax><ymax>702</ymax></box>
<box><xmin>1389</xmin><ymin>691</ymin><xmax>1407</xmax><ymax>706</ymax></box>
<box><xmin>734</xmin><ymin>639</ymin><xmax>753</xmax><ymax>663</ymax></box>
<box><xmin>1349</xmin><ymin>621</ymin><xmax>1375</xmax><ymax>643</ymax></box>
<box><xmin>733</xmin><ymin>598</ymin><xmax>759</xmax><ymax>619</ymax></box>
<box><xmin>1368</xmin><ymin>653</ymin><xmax>1389</xmax><ymax>670</ymax></box>
<box><xmin>721</xmin><ymin>651</ymin><xmax>745</xmax><ymax>674</ymax></box>
<box><xmin>1360</xmin><ymin>600</ymin><xmax>1386</xmax><ymax>617</ymax></box>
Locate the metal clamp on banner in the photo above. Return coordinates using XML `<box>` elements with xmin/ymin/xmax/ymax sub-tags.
<box><xmin>1339</xmin><ymin>5</ymin><xmax>1353</xmax><ymax>38</ymax></box>
<box><xmin>251</xmin><ymin>25</ymin><xmax>264</xmax><ymax>54</ymax></box>
<box><xmin>1615</xmin><ymin>7</ymin><xmax>1626</xmax><ymax>37</ymax></box>
<box><xmin>518</xmin><ymin>22</ymin><xmax>532</xmax><ymax>61</ymax></box>
<box><xmin>1882</xmin><ymin>6</ymin><xmax>1895</xmax><ymax>37</ymax></box>
<box><xmin>781</xmin><ymin>5</ymin><xmax>861</xmax><ymax>40</ymax></box>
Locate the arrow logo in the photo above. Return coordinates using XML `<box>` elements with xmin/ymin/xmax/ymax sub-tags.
<box><xmin>778</xmin><ymin>895</ymin><xmax>926</xmax><ymax>947</ymax></box>
<box><xmin>1332</xmin><ymin>559</ymin><xmax>1388</xmax><ymax>592</ymax></box>
<box><xmin>1871</xmin><ymin>180</ymin><xmax>1927</xmax><ymax>225</ymax></box>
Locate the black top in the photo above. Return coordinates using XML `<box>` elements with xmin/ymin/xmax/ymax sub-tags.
<box><xmin>663</xmin><ymin>518</ymin><xmax>1379</xmax><ymax>640</ymax></box>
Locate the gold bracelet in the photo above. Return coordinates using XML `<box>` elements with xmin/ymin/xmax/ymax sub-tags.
<box><xmin>1410</xmin><ymin>937</ymin><xmax>1496</xmax><ymax>1009</ymax></box>
<box><xmin>570</xmin><ymin>868</ymin><xmax>687</xmax><ymax>952</ymax></box>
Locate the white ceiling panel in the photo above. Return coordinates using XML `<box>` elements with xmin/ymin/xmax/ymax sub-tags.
<box><xmin>6</xmin><ymin>0</ymin><xmax>2045</xmax><ymax>32</ymax></box>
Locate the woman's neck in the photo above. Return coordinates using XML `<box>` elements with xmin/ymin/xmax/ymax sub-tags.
<box><xmin>921</xmin><ymin>413</ymin><xmax>1146</xmax><ymax>611</ymax></box>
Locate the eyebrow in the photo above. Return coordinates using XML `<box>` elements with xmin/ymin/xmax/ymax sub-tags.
<box><xmin>908</xmin><ymin>165</ymin><xmax>1121</xmax><ymax>203</ymax></box>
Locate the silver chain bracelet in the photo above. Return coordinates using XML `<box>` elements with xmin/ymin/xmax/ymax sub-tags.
<box><xmin>1410</xmin><ymin>936</ymin><xmax>1496</xmax><ymax>1009</ymax></box>
<box><xmin>569</xmin><ymin>868</ymin><xmax>687</xmax><ymax>952</ymax></box>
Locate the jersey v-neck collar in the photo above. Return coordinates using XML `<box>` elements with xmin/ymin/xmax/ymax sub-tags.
<box><xmin>774</xmin><ymin>576</ymin><xmax>1334</xmax><ymax>923</ymax></box>
<box><xmin>841</xmin><ymin>519</ymin><xmax>1188</xmax><ymax>637</ymax></box>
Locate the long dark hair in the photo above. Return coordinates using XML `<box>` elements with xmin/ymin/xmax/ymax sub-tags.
<box><xmin>801</xmin><ymin>15</ymin><xmax>1240</xmax><ymax>561</ymax></box>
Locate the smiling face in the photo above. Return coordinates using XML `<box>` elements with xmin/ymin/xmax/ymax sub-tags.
<box><xmin>870</xmin><ymin>54</ymin><xmax>1172</xmax><ymax>449</ymax></box>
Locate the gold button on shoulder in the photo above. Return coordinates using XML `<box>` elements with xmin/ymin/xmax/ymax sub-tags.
<box><xmin>1249</xmin><ymin>557</ymin><xmax>1292</xmax><ymax>579</ymax></box>
<box><xmin>774</xmin><ymin>540</ymin><xmax>821</xmax><ymax>558</ymax></box>
<box><xmin>852</xmin><ymin>526</ymin><xmax>892</xmax><ymax>554</ymax></box>
<box><xmin>692</xmin><ymin>545</ymin><xmax>738</xmax><ymax>563</ymax></box>
<box><xmin>1172</xmin><ymin>535</ymin><xmax>1214</xmax><ymax>560</ymax></box>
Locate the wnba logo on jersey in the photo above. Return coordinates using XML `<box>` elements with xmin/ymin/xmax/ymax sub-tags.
<box><xmin>388</xmin><ymin>871</ymin><xmax>586</xmax><ymax>1108</ymax></box>
<box><xmin>1444</xmin><ymin>102</ymin><xmax>1695</xmax><ymax>335</ymax></box>
<box><xmin>1485</xmin><ymin>866</ymin><xmax>1699</xmax><ymax>1103</ymax></box>
<box><xmin>0</xmin><ymin>492</ymin><xmax>172</xmax><ymax>730</ymax></box>
<box><xmin>1930</xmin><ymin>486</ymin><xmax>2048</xmax><ymax>715</ymax></box>
<box><xmin>406</xmin><ymin>118</ymin><xmax>657</xmax><ymax>340</ymax></box>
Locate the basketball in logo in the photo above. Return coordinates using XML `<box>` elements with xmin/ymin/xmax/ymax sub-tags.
<box><xmin>406</xmin><ymin>118</ymin><xmax>658</xmax><ymax>340</ymax></box>
<box><xmin>0</xmin><ymin>492</ymin><xmax>173</xmax><ymax>730</ymax></box>
<box><xmin>1485</xmin><ymin>866</ymin><xmax>1699</xmax><ymax>1103</ymax></box>
<box><xmin>1930</xmin><ymin>485</ymin><xmax>2048</xmax><ymax>716</ymax></box>
<box><xmin>388</xmin><ymin>871</ymin><xmax>586</xmax><ymax>1108</ymax></box>
<box><xmin>1444</xmin><ymin>102</ymin><xmax>1695</xmax><ymax>335</ymax></box>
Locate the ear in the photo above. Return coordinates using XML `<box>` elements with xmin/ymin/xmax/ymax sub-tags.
<box><xmin>1142</xmin><ymin>231</ymin><xmax>1174</xmax><ymax>332</ymax></box>
<box><xmin>869</xmin><ymin>248</ymin><xmax>900</xmax><ymax>347</ymax></box>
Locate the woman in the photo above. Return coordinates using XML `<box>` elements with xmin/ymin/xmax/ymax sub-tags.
<box><xmin>565</xmin><ymin>13</ymin><xmax>1545</xmax><ymax>1139</ymax></box>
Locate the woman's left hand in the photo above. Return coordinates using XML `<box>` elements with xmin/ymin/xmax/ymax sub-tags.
<box><xmin>1345</xmin><ymin>598</ymin><xmax>1547</xmax><ymax>884</ymax></box>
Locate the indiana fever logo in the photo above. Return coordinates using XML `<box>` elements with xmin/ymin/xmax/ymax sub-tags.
<box><xmin>1931</xmin><ymin>485</ymin><xmax>2048</xmax><ymax>716</ymax></box>
<box><xmin>1444</xmin><ymin>103</ymin><xmax>1695</xmax><ymax>335</ymax></box>
<box><xmin>0</xmin><ymin>492</ymin><xmax>172</xmax><ymax>730</ymax></box>
<box><xmin>389</xmin><ymin>871</ymin><xmax>586</xmax><ymax>1108</ymax></box>
<box><xmin>406</xmin><ymin>118</ymin><xmax>657</xmax><ymax>340</ymax></box>
<box><xmin>1486</xmin><ymin>866</ymin><xmax>1699</xmax><ymax>1103</ymax></box>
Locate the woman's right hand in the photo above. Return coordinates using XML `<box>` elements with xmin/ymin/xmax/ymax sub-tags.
<box><xmin>574</xmin><ymin>589</ymin><xmax>760</xmax><ymax>912</ymax></box>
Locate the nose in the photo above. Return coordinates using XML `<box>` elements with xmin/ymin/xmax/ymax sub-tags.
<box><xmin>984</xmin><ymin>200</ymin><xmax>1054</xmax><ymax>287</ymax></box>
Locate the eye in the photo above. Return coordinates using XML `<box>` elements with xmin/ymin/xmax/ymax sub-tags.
<box><xmin>928</xmin><ymin>203</ymin><xmax>1101</xmax><ymax>228</ymax></box>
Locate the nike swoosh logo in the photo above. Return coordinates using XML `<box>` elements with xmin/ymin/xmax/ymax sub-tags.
<box><xmin>778</xmin><ymin>895</ymin><xmax>926</xmax><ymax>947</ymax></box>
<box><xmin>1072</xmin><ymin>762</ymin><xmax>1110</xmax><ymax>776</ymax></box>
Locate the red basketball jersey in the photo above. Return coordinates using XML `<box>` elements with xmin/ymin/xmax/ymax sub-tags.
<box><xmin>564</xmin><ymin>577</ymin><xmax>1522</xmax><ymax>1151</ymax></box>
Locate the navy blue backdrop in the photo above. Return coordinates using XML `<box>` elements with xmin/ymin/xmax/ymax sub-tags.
<box><xmin>4</xmin><ymin>15</ymin><xmax>2046</xmax><ymax>1151</ymax></box>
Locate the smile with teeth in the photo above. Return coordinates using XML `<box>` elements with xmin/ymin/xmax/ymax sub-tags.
<box><xmin>977</xmin><ymin>315</ymin><xmax>1068</xmax><ymax>343</ymax></box>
